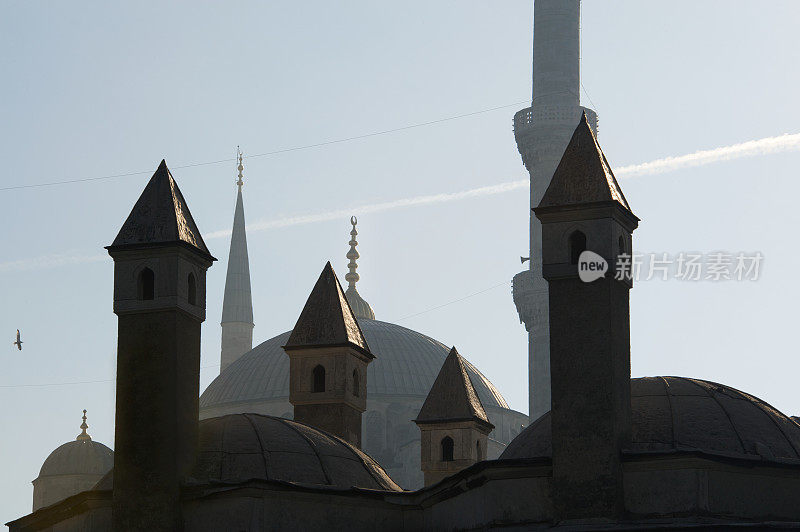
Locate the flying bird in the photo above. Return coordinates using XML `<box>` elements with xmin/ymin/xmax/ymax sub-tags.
<box><xmin>13</xmin><ymin>329</ymin><xmax>22</xmax><ymax>350</ymax></box>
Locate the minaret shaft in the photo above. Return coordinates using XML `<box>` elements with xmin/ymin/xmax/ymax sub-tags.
<box><xmin>512</xmin><ymin>0</ymin><xmax>596</xmax><ymax>422</ymax></box>
<box><xmin>220</xmin><ymin>154</ymin><xmax>254</xmax><ymax>372</ymax></box>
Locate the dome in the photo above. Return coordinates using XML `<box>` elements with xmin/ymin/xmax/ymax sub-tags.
<box><xmin>201</xmin><ymin>319</ymin><xmax>509</xmax><ymax>410</ymax></box>
<box><xmin>191</xmin><ymin>414</ymin><xmax>401</xmax><ymax>491</ymax></box>
<box><xmin>38</xmin><ymin>440</ymin><xmax>113</xmax><ymax>479</ymax></box>
<box><xmin>501</xmin><ymin>377</ymin><xmax>800</xmax><ymax>463</ymax></box>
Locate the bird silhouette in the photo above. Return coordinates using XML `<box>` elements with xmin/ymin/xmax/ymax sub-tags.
<box><xmin>13</xmin><ymin>329</ymin><xmax>22</xmax><ymax>350</ymax></box>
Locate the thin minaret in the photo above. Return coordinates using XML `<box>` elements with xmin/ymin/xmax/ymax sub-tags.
<box><xmin>512</xmin><ymin>0</ymin><xmax>598</xmax><ymax>422</ymax></box>
<box><xmin>220</xmin><ymin>148</ymin><xmax>255</xmax><ymax>372</ymax></box>
<box><xmin>343</xmin><ymin>216</ymin><xmax>375</xmax><ymax>320</ymax></box>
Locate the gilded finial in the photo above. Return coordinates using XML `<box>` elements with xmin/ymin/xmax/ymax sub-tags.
<box><xmin>345</xmin><ymin>216</ymin><xmax>360</xmax><ymax>289</ymax></box>
<box><xmin>342</xmin><ymin>216</ymin><xmax>375</xmax><ymax>320</ymax></box>
<box><xmin>236</xmin><ymin>146</ymin><xmax>244</xmax><ymax>188</ymax></box>
<box><xmin>76</xmin><ymin>409</ymin><xmax>92</xmax><ymax>442</ymax></box>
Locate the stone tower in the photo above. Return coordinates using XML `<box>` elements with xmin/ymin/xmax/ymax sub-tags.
<box><xmin>282</xmin><ymin>261</ymin><xmax>374</xmax><ymax>448</ymax></box>
<box><xmin>106</xmin><ymin>160</ymin><xmax>216</xmax><ymax>530</ymax></box>
<box><xmin>220</xmin><ymin>150</ymin><xmax>254</xmax><ymax>372</ymax></box>
<box><xmin>533</xmin><ymin>114</ymin><xmax>638</xmax><ymax>519</ymax></box>
<box><xmin>414</xmin><ymin>347</ymin><xmax>494</xmax><ymax>487</ymax></box>
<box><xmin>512</xmin><ymin>0</ymin><xmax>598</xmax><ymax>422</ymax></box>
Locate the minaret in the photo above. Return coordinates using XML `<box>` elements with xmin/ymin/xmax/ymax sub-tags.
<box><xmin>534</xmin><ymin>114</ymin><xmax>637</xmax><ymax>519</ymax></box>
<box><xmin>344</xmin><ymin>216</ymin><xmax>375</xmax><ymax>320</ymax></box>
<box><xmin>512</xmin><ymin>0</ymin><xmax>598</xmax><ymax>422</ymax></box>
<box><xmin>220</xmin><ymin>149</ymin><xmax>254</xmax><ymax>372</ymax></box>
<box><xmin>106</xmin><ymin>160</ymin><xmax>215</xmax><ymax>530</ymax></box>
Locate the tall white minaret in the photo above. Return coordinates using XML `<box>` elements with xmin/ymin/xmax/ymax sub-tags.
<box><xmin>220</xmin><ymin>149</ymin><xmax>254</xmax><ymax>372</ymax></box>
<box><xmin>512</xmin><ymin>0</ymin><xmax>598</xmax><ymax>421</ymax></box>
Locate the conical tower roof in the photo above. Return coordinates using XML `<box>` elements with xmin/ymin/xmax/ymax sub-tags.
<box><xmin>221</xmin><ymin>154</ymin><xmax>253</xmax><ymax>325</ymax></box>
<box><xmin>538</xmin><ymin>113</ymin><xmax>630</xmax><ymax>211</ymax></box>
<box><xmin>284</xmin><ymin>262</ymin><xmax>372</xmax><ymax>357</ymax></box>
<box><xmin>415</xmin><ymin>347</ymin><xmax>493</xmax><ymax>428</ymax></box>
<box><xmin>108</xmin><ymin>160</ymin><xmax>213</xmax><ymax>258</ymax></box>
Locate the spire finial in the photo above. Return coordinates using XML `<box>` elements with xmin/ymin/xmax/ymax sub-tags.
<box><xmin>345</xmin><ymin>216</ymin><xmax>360</xmax><ymax>289</ymax></box>
<box><xmin>236</xmin><ymin>146</ymin><xmax>244</xmax><ymax>188</ymax></box>
<box><xmin>77</xmin><ymin>409</ymin><xmax>92</xmax><ymax>442</ymax></box>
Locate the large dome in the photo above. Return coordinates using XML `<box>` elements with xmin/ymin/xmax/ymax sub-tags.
<box><xmin>193</xmin><ymin>414</ymin><xmax>401</xmax><ymax>491</ymax></box>
<box><xmin>201</xmin><ymin>319</ymin><xmax>510</xmax><ymax>410</ymax></box>
<box><xmin>38</xmin><ymin>440</ymin><xmax>113</xmax><ymax>478</ymax></box>
<box><xmin>501</xmin><ymin>377</ymin><xmax>800</xmax><ymax>463</ymax></box>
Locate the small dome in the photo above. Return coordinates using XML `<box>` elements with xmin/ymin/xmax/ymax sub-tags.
<box><xmin>501</xmin><ymin>377</ymin><xmax>800</xmax><ymax>464</ymax></box>
<box><xmin>201</xmin><ymin>319</ymin><xmax>510</xmax><ymax>410</ymax></box>
<box><xmin>193</xmin><ymin>414</ymin><xmax>400</xmax><ymax>490</ymax></box>
<box><xmin>38</xmin><ymin>440</ymin><xmax>113</xmax><ymax>479</ymax></box>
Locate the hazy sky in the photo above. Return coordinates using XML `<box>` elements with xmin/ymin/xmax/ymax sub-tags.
<box><xmin>2</xmin><ymin>0</ymin><xmax>800</xmax><ymax>523</ymax></box>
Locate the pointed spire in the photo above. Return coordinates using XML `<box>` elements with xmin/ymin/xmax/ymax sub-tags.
<box><xmin>538</xmin><ymin>112</ymin><xmax>631</xmax><ymax>211</ymax></box>
<box><xmin>108</xmin><ymin>160</ymin><xmax>214</xmax><ymax>259</ymax></box>
<box><xmin>76</xmin><ymin>409</ymin><xmax>92</xmax><ymax>442</ymax></box>
<box><xmin>285</xmin><ymin>262</ymin><xmax>372</xmax><ymax>357</ymax></box>
<box><xmin>221</xmin><ymin>150</ymin><xmax>255</xmax><ymax>371</ymax></box>
<box><xmin>343</xmin><ymin>216</ymin><xmax>375</xmax><ymax>320</ymax></box>
<box><xmin>415</xmin><ymin>347</ymin><xmax>494</xmax><ymax>429</ymax></box>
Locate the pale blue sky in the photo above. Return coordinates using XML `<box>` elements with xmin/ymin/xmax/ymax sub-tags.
<box><xmin>2</xmin><ymin>0</ymin><xmax>800</xmax><ymax>523</ymax></box>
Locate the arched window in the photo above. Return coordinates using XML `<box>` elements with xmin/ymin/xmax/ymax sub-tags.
<box><xmin>312</xmin><ymin>365</ymin><xmax>326</xmax><ymax>393</ymax></box>
<box><xmin>187</xmin><ymin>273</ymin><xmax>197</xmax><ymax>305</ymax></box>
<box><xmin>441</xmin><ymin>436</ymin><xmax>454</xmax><ymax>462</ymax></box>
<box><xmin>569</xmin><ymin>231</ymin><xmax>587</xmax><ymax>264</ymax></box>
<box><xmin>618</xmin><ymin>236</ymin><xmax>626</xmax><ymax>257</ymax></box>
<box><xmin>138</xmin><ymin>267</ymin><xmax>155</xmax><ymax>301</ymax></box>
<box><xmin>476</xmin><ymin>440</ymin><xmax>482</xmax><ymax>460</ymax></box>
<box><xmin>352</xmin><ymin>369</ymin><xmax>360</xmax><ymax>397</ymax></box>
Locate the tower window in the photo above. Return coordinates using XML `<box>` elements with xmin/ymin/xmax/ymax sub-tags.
<box><xmin>476</xmin><ymin>440</ymin><xmax>482</xmax><ymax>460</ymax></box>
<box><xmin>187</xmin><ymin>273</ymin><xmax>197</xmax><ymax>306</ymax></box>
<box><xmin>312</xmin><ymin>365</ymin><xmax>326</xmax><ymax>393</ymax></box>
<box><xmin>569</xmin><ymin>231</ymin><xmax>587</xmax><ymax>264</ymax></box>
<box><xmin>441</xmin><ymin>436</ymin><xmax>454</xmax><ymax>462</ymax></box>
<box><xmin>618</xmin><ymin>236</ymin><xmax>626</xmax><ymax>257</ymax></box>
<box><xmin>352</xmin><ymin>369</ymin><xmax>360</xmax><ymax>397</ymax></box>
<box><xmin>138</xmin><ymin>268</ymin><xmax>155</xmax><ymax>301</ymax></box>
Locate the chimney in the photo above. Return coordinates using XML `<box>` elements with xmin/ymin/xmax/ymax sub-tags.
<box><xmin>106</xmin><ymin>160</ymin><xmax>215</xmax><ymax>529</ymax></box>
<box><xmin>533</xmin><ymin>115</ymin><xmax>638</xmax><ymax>519</ymax></box>
<box><xmin>282</xmin><ymin>262</ymin><xmax>374</xmax><ymax>448</ymax></box>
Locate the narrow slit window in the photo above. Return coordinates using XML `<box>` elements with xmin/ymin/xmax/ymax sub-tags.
<box><xmin>569</xmin><ymin>231</ymin><xmax>587</xmax><ymax>264</ymax></box>
<box><xmin>187</xmin><ymin>273</ymin><xmax>197</xmax><ymax>306</ymax></box>
<box><xmin>312</xmin><ymin>365</ymin><xmax>326</xmax><ymax>393</ymax></box>
<box><xmin>441</xmin><ymin>436</ymin><xmax>454</xmax><ymax>462</ymax></box>
<box><xmin>138</xmin><ymin>268</ymin><xmax>155</xmax><ymax>301</ymax></box>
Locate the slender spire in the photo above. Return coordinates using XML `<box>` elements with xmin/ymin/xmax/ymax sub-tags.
<box><xmin>220</xmin><ymin>148</ymin><xmax>255</xmax><ymax>372</ymax></box>
<box><xmin>343</xmin><ymin>216</ymin><xmax>375</xmax><ymax>320</ymax></box>
<box><xmin>76</xmin><ymin>409</ymin><xmax>91</xmax><ymax>442</ymax></box>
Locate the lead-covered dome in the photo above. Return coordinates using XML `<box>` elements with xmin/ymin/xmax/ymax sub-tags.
<box><xmin>501</xmin><ymin>377</ymin><xmax>800</xmax><ymax>463</ymax></box>
<box><xmin>38</xmin><ymin>440</ymin><xmax>113</xmax><ymax>478</ymax></box>
<box><xmin>192</xmin><ymin>414</ymin><xmax>401</xmax><ymax>491</ymax></box>
<box><xmin>201</xmin><ymin>319</ymin><xmax>509</xmax><ymax>410</ymax></box>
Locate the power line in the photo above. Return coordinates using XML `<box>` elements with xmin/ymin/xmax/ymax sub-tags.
<box><xmin>1</xmin><ymin>100</ymin><xmax>528</xmax><ymax>192</ymax></box>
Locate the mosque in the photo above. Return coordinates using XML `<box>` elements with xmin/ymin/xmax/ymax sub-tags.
<box><xmin>8</xmin><ymin>2</ymin><xmax>800</xmax><ymax>530</ymax></box>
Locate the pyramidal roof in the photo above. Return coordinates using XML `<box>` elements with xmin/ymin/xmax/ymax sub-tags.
<box><xmin>109</xmin><ymin>160</ymin><xmax>212</xmax><ymax>257</ymax></box>
<box><xmin>284</xmin><ymin>262</ymin><xmax>372</xmax><ymax>357</ymax></box>
<box><xmin>538</xmin><ymin>112</ymin><xmax>631</xmax><ymax>211</ymax></box>
<box><xmin>415</xmin><ymin>347</ymin><xmax>493</xmax><ymax>428</ymax></box>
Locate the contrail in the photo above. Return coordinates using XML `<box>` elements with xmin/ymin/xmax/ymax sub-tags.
<box><xmin>614</xmin><ymin>133</ymin><xmax>800</xmax><ymax>178</ymax></box>
<box><xmin>204</xmin><ymin>180</ymin><xmax>529</xmax><ymax>240</ymax></box>
<box><xmin>0</xmin><ymin>252</ymin><xmax>107</xmax><ymax>273</ymax></box>
<box><xmin>3</xmin><ymin>133</ymin><xmax>799</xmax><ymax>271</ymax></box>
